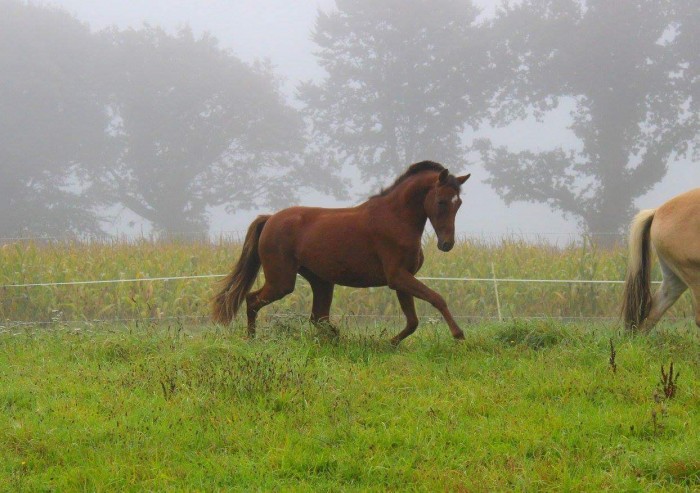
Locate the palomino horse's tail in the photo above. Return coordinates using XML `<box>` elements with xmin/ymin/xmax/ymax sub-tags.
<box><xmin>622</xmin><ymin>209</ymin><xmax>656</xmax><ymax>330</ymax></box>
<box><xmin>212</xmin><ymin>215</ymin><xmax>270</xmax><ymax>324</ymax></box>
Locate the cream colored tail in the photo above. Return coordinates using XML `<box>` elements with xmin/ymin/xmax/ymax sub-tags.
<box><xmin>621</xmin><ymin>209</ymin><xmax>656</xmax><ymax>330</ymax></box>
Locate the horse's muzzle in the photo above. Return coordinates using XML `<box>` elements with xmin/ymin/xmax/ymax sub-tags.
<box><xmin>438</xmin><ymin>240</ymin><xmax>454</xmax><ymax>252</ymax></box>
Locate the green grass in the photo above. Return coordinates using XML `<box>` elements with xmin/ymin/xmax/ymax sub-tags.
<box><xmin>1</xmin><ymin>320</ymin><xmax>699</xmax><ymax>491</ymax></box>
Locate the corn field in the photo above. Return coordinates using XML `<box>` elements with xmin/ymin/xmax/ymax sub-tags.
<box><xmin>1</xmin><ymin>236</ymin><xmax>695</xmax><ymax>326</ymax></box>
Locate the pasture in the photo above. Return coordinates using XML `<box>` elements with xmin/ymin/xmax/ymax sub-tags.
<box><xmin>1</xmin><ymin>321</ymin><xmax>699</xmax><ymax>491</ymax></box>
<box><xmin>1</xmin><ymin>238</ymin><xmax>699</xmax><ymax>490</ymax></box>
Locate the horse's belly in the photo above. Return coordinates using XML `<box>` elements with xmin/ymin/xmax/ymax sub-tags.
<box><xmin>329</xmin><ymin>266</ymin><xmax>387</xmax><ymax>288</ymax></box>
<box><xmin>301</xmin><ymin>252</ymin><xmax>387</xmax><ymax>287</ymax></box>
<box><xmin>297</xmin><ymin>229</ymin><xmax>387</xmax><ymax>287</ymax></box>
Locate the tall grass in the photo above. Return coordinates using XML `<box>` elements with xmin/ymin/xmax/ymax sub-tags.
<box><xmin>0</xmin><ymin>236</ymin><xmax>695</xmax><ymax>326</ymax></box>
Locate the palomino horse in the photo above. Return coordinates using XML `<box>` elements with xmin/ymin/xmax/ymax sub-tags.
<box><xmin>212</xmin><ymin>161</ymin><xmax>470</xmax><ymax>344</ymax></box>
<box><xmin>622</xmin><ymin>188</ymin><xmax>700</xmax><ymax>331</ymax></box>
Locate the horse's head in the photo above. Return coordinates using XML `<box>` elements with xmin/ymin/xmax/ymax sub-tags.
<box><xmin>425</xmin><ymin>169</ymin><xmax>470</xmax><ymax>252</ymax></box>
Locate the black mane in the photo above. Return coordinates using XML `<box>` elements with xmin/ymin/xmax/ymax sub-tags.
<box><xmin>371</xmin><ymin>161</ymin><xmax>459</xmax><ymax>198</ymax></box>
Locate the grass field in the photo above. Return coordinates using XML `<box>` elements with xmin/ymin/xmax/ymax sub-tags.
<box><xmin>1</xmin><ymin>320</ymin><xmax>699</xmax><ymax>491</ymax></box>
<box><xmin>1</xmin><ymin>238</ymin><xmax>698</xmax><ymax>490</ymax></box>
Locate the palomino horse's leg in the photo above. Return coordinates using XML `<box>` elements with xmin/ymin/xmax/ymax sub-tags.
<box><xmin>687</xmin><ymin>281</ymin><xmax>700</xmax><ymax>328</ymax></box>
<box><xmin>685</xmin><ymin>265</ymin><xmax>700</xmax><ymax>329</ymax></box>
<box><xmin>391</xmin><ymin>290</ymin><xmax>419</xmax><ymax>345</ymax></box>
<box><xmin>386</xmin><ymin>268</ymin><xmax>464</xmax><ymax>340</ymax></box>
<box><xmin>245</xmin><ymin>262</ymin><xmax>298</xmax><ymax>337</ymax></box>
<box><xmin>641</xmin><ymin>259</ymin><xmax>687</xmax><ymax>332</ymax></box>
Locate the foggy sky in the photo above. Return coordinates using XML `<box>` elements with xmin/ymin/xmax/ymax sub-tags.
<box><xmin>43</xmin><ymin>0</ymin><xmax>700</xmax><ymax>240</ymax></box>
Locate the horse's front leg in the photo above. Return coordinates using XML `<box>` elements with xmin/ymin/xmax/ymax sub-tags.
<box><xmin>391</xmin><ymin>290</ymin><xmax>419</xmax><ymax>345</ymax></box>
<box><xmin>386</xmin><ymin>268</ymin><xmax>464</xmax><ymax>340</ymax></box>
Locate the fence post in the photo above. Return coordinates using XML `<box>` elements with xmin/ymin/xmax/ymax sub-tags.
<box><xmin>491</xmin><ymin>262</ymin><xmax>503</xmax><ymax>322</ymax></box>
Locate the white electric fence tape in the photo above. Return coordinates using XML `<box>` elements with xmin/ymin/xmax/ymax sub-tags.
<box><xmin>1</xmin><ymin>274</ymin><xmax>661</xmax><ymax>289</ymax></box>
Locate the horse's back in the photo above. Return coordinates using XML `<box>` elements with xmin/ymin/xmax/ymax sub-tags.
<box><xmin>260</xmin><ymin>205</ymin><xmax>365</xmax><ymax>242</ymax></box>
<box><xmin>259</xmin><ymin>206</ymin><xmax>349</xmax><ymax>251</ymax></box>
<box><xmin>258</xmin><ymin>205</ymin><xmax>388</xmax><ymax>287</ymax></box>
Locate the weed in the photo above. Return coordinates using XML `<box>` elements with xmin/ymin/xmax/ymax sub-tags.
<box><xmin>609</xmin><ymin>338</ymin><xmax>617</xmax><ymax>373</ymax></box>
<box><xmin>659</xmin><ymin>362</ymin><xmax>680</xmax><ymax>399</ymax></box>
<box><xmin>649</xmin><ymin>362</ymin><xmax>681</xmax><ymax>436</ymax></box>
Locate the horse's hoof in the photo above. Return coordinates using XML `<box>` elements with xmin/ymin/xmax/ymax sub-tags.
<box><xmin>453</xmin><ymin>332</ymin><xmax>465</xmax><ymax>341</ymax></box>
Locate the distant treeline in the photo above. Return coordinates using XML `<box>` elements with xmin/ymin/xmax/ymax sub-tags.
<box><xmin>1</xmin><ymin>0</ymin><xmax>697</xmax><ymax>237</ymax></box>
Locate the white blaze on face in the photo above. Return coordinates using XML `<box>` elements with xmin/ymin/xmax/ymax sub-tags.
<box><xmin>451</xmin><ymin>195</ymin><xmax>460</xmax><ymax>204</ymax></box>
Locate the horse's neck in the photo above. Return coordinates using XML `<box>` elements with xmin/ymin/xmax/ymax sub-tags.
<box><xmin>373</xmin><ymin>173</ymin><xmax>434</xmax><ymax>233</ymax></box>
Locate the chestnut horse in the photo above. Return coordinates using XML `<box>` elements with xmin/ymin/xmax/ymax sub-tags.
<box><xmin>212</xmin><ymin>161</ymin><xmax>470</xmax><ymax>344</ymax></box>
<box><xmin>622</xmin><ymin>188</ymin><xmax>700</xmax><ymax>331</ymax></box>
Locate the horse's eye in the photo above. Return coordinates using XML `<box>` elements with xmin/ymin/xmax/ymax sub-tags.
<box><xmin>438</xmin><ymin>200</ymin><xmax>448</xmax><ymax>209</ymax></box>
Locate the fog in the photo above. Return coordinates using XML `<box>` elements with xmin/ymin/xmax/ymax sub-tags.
<box><xmin>3</xmin><ymin>0</ymin><xmax>698</xmax><ymax>241</ymax></box>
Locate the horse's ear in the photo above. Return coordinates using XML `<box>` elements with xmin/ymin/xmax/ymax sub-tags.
<box><xmin>457</xmin><ymin>174</ymin><xmax>471</xmax><ymax>185</ymax></box>
<box><xmin>438</xmin><ymin>169</ymin><xmax>449</xmax><ymax>184</ymax></box>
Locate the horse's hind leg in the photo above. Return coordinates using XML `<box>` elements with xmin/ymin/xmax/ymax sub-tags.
<box><xmin>391</xmin><ymin>290</ymin><xmax>419</xmax><ymax>345</ymax></box>
<box><xmin>246</xmin><ymin>260</ymin><xmax>298</xmax><ymax>337</ymax></box>
<box><xmin>300</xmin><ymin>268</ymin><xmax>337</xmax><ymax>335</ymax></box>
<box><xmin>310</xmin><ymin>281</ymin><xmax>336</xmax><ymax>334</ymax></box>
<box><xmin>640</xmin><ymin>259</ymin><xmax>687</xmax><ymax>332</ymax></box>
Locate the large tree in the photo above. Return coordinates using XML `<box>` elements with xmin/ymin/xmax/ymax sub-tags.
<box><xmin>97</xmin><ymin>27</ymin><xmax>324</xmax><ymax>234</ymax></box>
<box><xmin>478</xmin><ymin>0</ymin><xmax>698</xmax><ymax>237</ymax></box>
<box><xmin>300</xmin><ymin>0</ymin><xmax>486</xmax><ymax>188</ymax></box>
<box><xmin>0</xmin><ymin>1</ymin><xmax>107</xmax><ymax>236</ymax></box>
<box><xmin>673</xmin><ymin>0</ymin><xmax>699</xmax><ymax>153</ymax></box>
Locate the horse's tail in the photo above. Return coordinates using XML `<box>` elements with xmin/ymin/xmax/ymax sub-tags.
<box><xmin>622</xmin><ymin>209</ymin><xmax>656</xmax><ymax>330</ymax></box>
<box><xmin>212</xmin><ymin>215</ymin><xmax>270</xmax><ymax>324</ymax></box>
